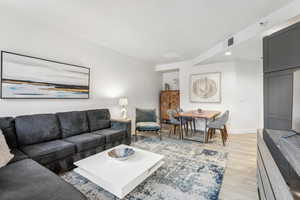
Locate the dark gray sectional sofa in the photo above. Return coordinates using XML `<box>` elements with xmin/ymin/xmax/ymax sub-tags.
<box><xmin>0</xmin><ymin>109</ymin><xmax>131</xmax><ymax>200</ymax></box>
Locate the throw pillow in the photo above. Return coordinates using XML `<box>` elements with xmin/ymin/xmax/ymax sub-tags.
<box><xmin>0</xmin><ymin>129</ymin><xmax>14</xmax><ymax>168</ymax></box>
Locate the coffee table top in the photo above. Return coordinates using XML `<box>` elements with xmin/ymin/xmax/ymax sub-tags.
<box><xmin>74</xmin><ymin>144</ymin><xmax>164</xmax><ymax>190</ymax></box>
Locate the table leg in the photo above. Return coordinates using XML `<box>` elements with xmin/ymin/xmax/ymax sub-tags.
<box><xmin>204</xmin><ymin>118</ymin><xmax>207</xmax><ymax>143</ymax></box>
<box><xmin>180</xmin><ymin>116</ymin><xmax>183</xmax><ymax>140</ymax></box>
<box><xmin>193</xmin><ymin>118</ymin><xmax>196</xmax><ymax>133</ymax></box>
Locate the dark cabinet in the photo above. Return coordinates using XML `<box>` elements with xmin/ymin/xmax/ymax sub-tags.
<box><xmin>264</xmin><ymin>70</ymin><xmax>293</xmax><ymax>130</ymax></box>
<box><xmin>264</xmin><ymin>22</ymin><xmax>300</xmax><ymax>73</ymax></box>
<box><xmin>263</xmin><ymin>21</ymin><xmax>300</xmax><ymax>130</ymax></box>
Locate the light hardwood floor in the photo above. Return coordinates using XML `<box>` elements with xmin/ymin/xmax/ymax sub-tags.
<box><xmin>204</xmin><ymin>133</ymin><xmax>258</xmax><ymax>200</ymax></box>
<box><xmin>159</xmin><ymin>128</ymin><xmax>258</xmax><ymax>200</ymax></box>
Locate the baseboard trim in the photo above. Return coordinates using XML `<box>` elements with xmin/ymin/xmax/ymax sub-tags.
<box><xmin>229</xmin><ymin>129</ymin><xmax>257</xmax><ymax>134</ymax></box>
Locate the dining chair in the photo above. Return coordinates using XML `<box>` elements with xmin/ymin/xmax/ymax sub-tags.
<box><xmin>167</xmin><ymin>109</ymin><xmax>182</xmax><ymax>139</ymax></box>
<box><xmin>177</xmin><ymin>108</ymin><xmax>196</xmax><ymax>134</ymax></box>
<box><xmin>206</xmin><ymin>110</ymin><xmax>229</xmax><ymax>146</ymax></box>
<box><xmin>135</xmin><ymin>108</ymin><xmax>161</xmax><ymax>140</ymax></box>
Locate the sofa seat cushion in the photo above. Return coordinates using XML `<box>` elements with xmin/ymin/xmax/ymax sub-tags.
<box><xmin>9</xmin><ymin>149</ymin><xmax>28</xmax><ymax>164</ymax></box>
<box><xmin>87</xmin><ymin>109</ymin><xmax>111</xmax><ymax>131</ymax></box>
<box><xmin>15</xmin><ymin>114</ymin><xmax>61</xmax><ymax>146</ymax></box>
<box><xmin>93</xmin><ymin>128</ymin><xmax>125</xmax><ymax>143</ymax></box>
<box><xmin>20</xmin><ymin>140</ymin><xmax>76</xmax><ymax>165</ymax></box>
<box><xmin>136</xmin><ymin>122</ymin><xmax>160</xmax><ymax>131</ymax></box>
<box><xmin>0</xmin><ymin>159</ymin><xmax>87</xmax><ymax>200</ymax></box>
<box><xmin>57</xmin><ymin>111</ymin><xmax>89</xmax><ymax>138</ymax></box>
<box><xmin>63</xmin><ymin>133</ymin><xmax>105</xmax><ymax>152</ymax></box>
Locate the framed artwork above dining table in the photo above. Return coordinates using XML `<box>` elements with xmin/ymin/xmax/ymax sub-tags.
<box><xmin>190</xmin><ymin>72</ymin><xmax>221</xmax><ymax>103</ymax></box>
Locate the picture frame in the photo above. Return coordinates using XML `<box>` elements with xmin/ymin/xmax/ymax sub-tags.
<box><xmin>1</xmin><ymin>51</ymin><xmax>90</xmax><ymax>99</ymax></box>
<box><xmin>190</xmin><ymin>72</ymin><xmax>221</xmax><ymax>103</ymax></box>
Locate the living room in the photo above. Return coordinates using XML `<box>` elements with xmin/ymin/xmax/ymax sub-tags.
<box><xmin>1</xmin><ymin>1</ymin><xmax>300</xmax><ymax>200</ymax></box>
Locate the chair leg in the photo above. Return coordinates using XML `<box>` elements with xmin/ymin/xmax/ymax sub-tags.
<box><xmin>180</xmin><ymin>124</ymin><xmax>184</xmax><ymax>138</ymax></box>
<box><xmin>173</xmin><ymin>125</ymin><xmax>176</xmax><ymax>136</ymax></box>
<box><xmin>176</xmin><ymin>125</ymin><xmax>181</xmax><ymax>139</ymax></box>
<box><xmin>185</xmin><ymin>123</ymin><xmax>189</xmax><ymax>135</ymax></box>
<box><xmin>209</xmin><ymin>128</ymin><xmax>214</xmax><ymax>139</ymax></box>
<box><xmin>209</xmin><ymin>128</ymin><xmax>214</xmax><ymax>142</ymax></box>
<box><xmin>185</xmin><ymin>123</ymin><xmax>188</xmax><ymax>136</ymax></box>
<box><xmin>135</xmin><ymin>130</ymin><xmax>138</xmax><ymax>141</ymax></box>
<box><xmin>193</xmin><ymin>119</ymin><xmax>196</xmax><ymax>132</ymax></box>
<box><xmin>220</xmin><ymin>129</ymin><xmax>226</xmax><ymax>146</ymax></box>
<box><xmin>158</xmin><ymin>130</ymin><xmax>162</xmax><ymax>140</ymax></box>
<box><xmin>206</xmin><ymin>128</ymin><xmax>210</xmax><ymax>143</ymax></box>
<box><xmin>205</xmin><ymin>128</ymin><xmax>210</xmax><ymax>143</ymax></box>
<box><xmin>224</xmin><ymin>125</ymin><xmax>228</xmax><ymax>140</ymax></box>
<box><xmin>188</xmin><ymin>121</ymin><xmax>193</xmax><ymax>135</ymax></box>
<box><xmin>185</xmin><ymin>123</ymin><xmax>189</xmax><ymax>137</ymax></box>
<box><xmin>170</xmin><ymin>125</ymin><xmax>176</xmax><ymax>138</ymax></box>
<box><xmin>168</xmin><ymin>125</ymin><xmax>172</xmax><ymax>138</ymax></box>
<box><xmin>173</xmin><ymin>125</ymin><xmax>176</xmax><ymax>137</ymax></box>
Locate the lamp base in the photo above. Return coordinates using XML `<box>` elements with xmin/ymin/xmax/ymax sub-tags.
<box><xmin>121</xmin><ymin>108</ymin><xmax>128</xmax><ymax>119</ymax></box>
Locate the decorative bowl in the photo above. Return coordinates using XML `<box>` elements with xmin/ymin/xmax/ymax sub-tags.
<box><xmin>107</xmin><ymin>147</ymin><xmax>135</xmax><ymax>161</ymax></box>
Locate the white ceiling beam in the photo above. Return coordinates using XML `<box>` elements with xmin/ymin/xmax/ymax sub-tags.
<box><xmin>154</xmin><ymin>61</ymin><xmax>189</xmax><ymax>72</ymax></box>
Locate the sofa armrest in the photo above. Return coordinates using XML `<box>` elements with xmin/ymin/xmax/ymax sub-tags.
<box><xmin>111</xmin><ymin>119</ymin><xmax>132</xmax><ymax>142</ymax></box>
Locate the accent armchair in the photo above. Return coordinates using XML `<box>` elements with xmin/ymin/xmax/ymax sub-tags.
<box><xmin>135</xmin><ymin>108</ymin><xmax>161</xmax><ymax>140</ymax></box>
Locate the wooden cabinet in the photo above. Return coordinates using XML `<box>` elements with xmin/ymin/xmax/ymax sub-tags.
<box><xmin>264</xmin><ymin>21</ymin><xmax>300</xmax><ymax>73</ymax></box>
<box><xmin>160</xmin><ymin>90</ymin><xmax>180</xmax><ymax>122</ymax></box>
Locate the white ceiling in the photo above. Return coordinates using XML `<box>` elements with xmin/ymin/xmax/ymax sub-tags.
<box><xmin>0</xmin><ymin>0</ymin><xmax>293</xmax><ymax>64</ymax></box>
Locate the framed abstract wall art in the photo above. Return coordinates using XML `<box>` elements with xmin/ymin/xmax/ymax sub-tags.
<box><xmin>1</xmin><ymin>51</ymin><xmax>90</xmax><ymax>99</ymax></box>
<box><xmin>190</xmin><ymin>72</ymin><xmax>221</xmax><ymax>103</ymax></box>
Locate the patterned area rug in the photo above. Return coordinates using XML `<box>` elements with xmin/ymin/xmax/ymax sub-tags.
<box><xmin>61</xmin><ymin>137</ymin><xmax>228</xmax><ymax>200</ymax></box>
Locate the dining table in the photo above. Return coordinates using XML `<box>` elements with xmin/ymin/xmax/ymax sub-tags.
<box><xmin>176</xmin><ymin>110</ymin><xmax>221</xmax><ymax>143</ymax></box>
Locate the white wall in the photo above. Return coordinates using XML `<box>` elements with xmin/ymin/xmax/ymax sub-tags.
<box><xmin>162</xmin><ymin>71</ymin><xmax>179</xmax><ymax>90</ymax></box>
<box><xmin>180</xmin><ymin>61</ymin><xmax>263</xmax><ymax>134</ymax></box>
<box><xmin>293</xmin><ymin>70</ymin><xmax>300</xmax><ymax>132</ymax></box>
<box><xmin>0</xmin><ymin>8</ymin><xmax>161</xmax><ymax>118</ymax></box>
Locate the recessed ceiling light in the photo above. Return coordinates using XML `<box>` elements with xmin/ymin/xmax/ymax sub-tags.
<box><xmin>225</xmin><ymin>51</ymin><xmax>232</xmax><ymax>56</ymax></box>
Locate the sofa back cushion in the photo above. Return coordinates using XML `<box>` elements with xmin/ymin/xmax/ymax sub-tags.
<box><xmin>87</xmin><ymin>109</ymin><xmax>111</xmax><ymax>131</ymax></box>
<box><xmin>0</xmin><ymin>117</ymin><xmax>17</xmax><ymax>149</ymax></box>
<box><xmin>57</xmin><ymin>111</ymin><xmax>89</xmax><ymax>138</ymax></box>
<box><xmin>15</xmin><ymin>114</ymin><xmax>61</xmax><ymax>146</ymax></box>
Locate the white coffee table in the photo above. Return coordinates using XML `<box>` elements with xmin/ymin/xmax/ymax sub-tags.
<box><xmin>74</xmin><ymin>144</ymin><xmax>164</xmax><ymax>199</ymax></box>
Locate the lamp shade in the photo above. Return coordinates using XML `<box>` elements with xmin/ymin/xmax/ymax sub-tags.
<box><xmin>119</xmin><ymin>97</ymin><xmax>128</xmax><ymax>106</ymax></box>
